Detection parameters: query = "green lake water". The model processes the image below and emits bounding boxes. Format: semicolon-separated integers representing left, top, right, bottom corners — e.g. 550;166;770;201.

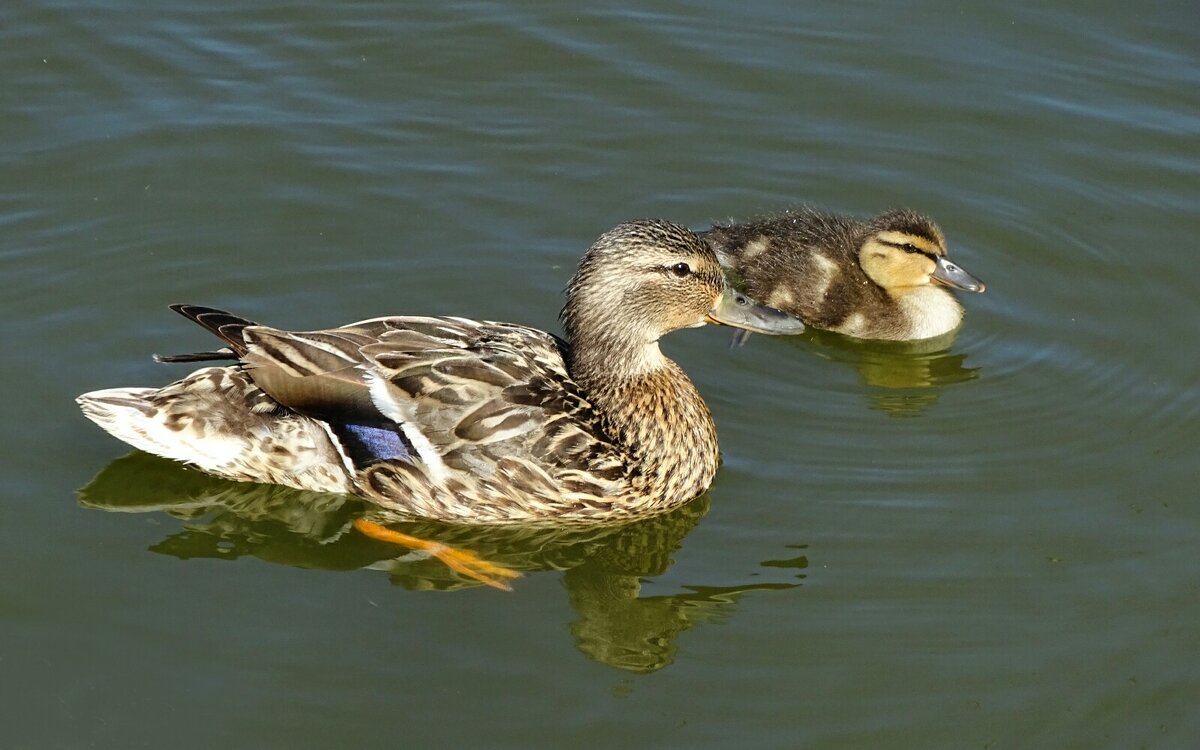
2;2;1197;748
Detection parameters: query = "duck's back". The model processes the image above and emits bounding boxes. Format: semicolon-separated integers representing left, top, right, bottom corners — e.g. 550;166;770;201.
78;312;641;522
236;316;643;520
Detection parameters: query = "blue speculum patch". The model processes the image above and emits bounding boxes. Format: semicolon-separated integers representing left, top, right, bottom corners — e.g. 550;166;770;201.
336;423;412;465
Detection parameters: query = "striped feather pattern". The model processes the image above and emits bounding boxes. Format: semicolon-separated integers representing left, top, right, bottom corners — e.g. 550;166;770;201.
78;219;766;524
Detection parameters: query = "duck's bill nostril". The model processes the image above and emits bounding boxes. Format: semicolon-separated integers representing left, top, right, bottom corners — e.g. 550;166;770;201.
932;256;986;293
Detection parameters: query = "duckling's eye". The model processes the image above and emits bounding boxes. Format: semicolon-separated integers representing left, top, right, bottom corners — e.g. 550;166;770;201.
901;243;921;254
668;262;691;278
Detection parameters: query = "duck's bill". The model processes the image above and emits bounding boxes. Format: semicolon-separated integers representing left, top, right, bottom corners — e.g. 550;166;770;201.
705;290;806;336
933;257;986;293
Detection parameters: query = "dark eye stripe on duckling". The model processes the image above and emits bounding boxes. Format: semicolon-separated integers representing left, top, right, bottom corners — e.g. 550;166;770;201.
876;238;938;261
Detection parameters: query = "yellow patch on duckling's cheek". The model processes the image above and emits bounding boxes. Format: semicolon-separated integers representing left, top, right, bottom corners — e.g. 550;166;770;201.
912;257;937;286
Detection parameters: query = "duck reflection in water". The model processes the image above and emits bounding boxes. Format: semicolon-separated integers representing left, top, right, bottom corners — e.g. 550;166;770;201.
787;327;981;417
79;453;802;673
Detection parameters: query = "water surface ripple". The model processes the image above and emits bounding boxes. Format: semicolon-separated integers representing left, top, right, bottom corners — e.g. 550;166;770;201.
2;1;1197;748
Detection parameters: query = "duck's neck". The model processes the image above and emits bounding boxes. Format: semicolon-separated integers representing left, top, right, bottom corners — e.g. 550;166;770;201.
568;336;719;506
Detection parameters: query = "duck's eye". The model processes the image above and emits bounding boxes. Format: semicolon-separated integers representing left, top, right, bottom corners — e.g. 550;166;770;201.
901;243;921;254
668;262;691;278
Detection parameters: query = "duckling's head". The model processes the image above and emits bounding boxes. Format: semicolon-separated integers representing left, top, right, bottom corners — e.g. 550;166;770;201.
561;220;803;374
857;210;985;294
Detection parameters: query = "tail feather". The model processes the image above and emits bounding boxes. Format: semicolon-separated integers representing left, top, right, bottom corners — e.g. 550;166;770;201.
153;348;238;364
78;386;241;467
168;304;258;357
77;367;355;494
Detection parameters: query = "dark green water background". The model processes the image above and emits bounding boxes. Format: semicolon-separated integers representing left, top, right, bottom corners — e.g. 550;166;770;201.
3;2;1197;748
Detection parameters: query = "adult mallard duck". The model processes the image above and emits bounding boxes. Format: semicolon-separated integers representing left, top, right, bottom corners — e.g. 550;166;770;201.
701;208;985;341
78;220;803;586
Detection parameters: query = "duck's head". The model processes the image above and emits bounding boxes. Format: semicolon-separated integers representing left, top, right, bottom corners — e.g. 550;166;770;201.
561;220;804;371
857;210;985;294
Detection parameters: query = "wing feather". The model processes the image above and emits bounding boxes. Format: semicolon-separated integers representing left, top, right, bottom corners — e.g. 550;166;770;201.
227;316;627;500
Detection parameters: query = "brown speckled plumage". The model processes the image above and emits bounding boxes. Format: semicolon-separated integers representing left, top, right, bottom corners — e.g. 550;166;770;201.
78;220;791;524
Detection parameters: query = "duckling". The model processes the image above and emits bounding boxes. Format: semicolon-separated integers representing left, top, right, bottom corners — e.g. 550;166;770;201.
77;220;804;528
701;208;985;341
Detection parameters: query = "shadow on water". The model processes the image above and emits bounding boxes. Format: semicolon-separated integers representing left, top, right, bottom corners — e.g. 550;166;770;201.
79;452;802;673
791;328;980;416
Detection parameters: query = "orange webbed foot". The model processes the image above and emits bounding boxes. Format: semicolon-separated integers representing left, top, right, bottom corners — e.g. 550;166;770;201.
353;519;521;591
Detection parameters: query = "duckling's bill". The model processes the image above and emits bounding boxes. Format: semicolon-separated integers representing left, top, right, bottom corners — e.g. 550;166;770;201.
933;257;986;293
705;289;806;336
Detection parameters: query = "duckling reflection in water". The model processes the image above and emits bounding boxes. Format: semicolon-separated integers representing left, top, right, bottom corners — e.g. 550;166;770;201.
76;220;803;589
701;208;985;341
796;328;981;417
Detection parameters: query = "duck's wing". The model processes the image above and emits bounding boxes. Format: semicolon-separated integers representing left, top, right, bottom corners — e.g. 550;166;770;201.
241;316;629;496
236;317;413;423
